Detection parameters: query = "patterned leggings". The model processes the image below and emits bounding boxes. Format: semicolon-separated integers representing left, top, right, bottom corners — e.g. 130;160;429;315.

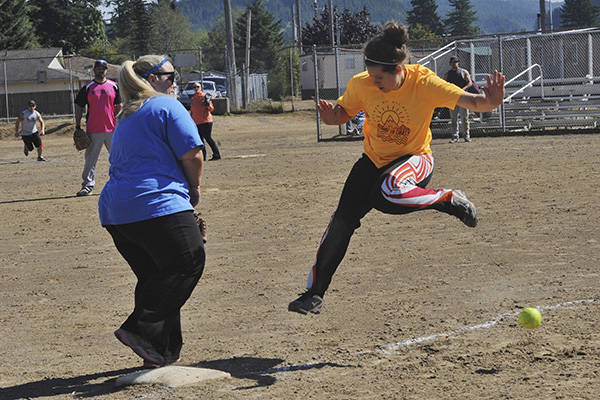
305;153;454;296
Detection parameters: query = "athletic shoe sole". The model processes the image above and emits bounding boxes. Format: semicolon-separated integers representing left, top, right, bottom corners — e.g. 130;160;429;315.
114;328;164;365
451;190;478;227
288;294;323;315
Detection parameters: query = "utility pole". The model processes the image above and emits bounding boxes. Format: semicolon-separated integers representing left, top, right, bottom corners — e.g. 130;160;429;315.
244;10;251;108
224;0;238;110
328;0;334;48
548;0;553;31
295;0;302;53
539;0;546;32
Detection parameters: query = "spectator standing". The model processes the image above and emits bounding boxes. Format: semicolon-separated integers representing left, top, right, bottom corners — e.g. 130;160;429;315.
99;55;205;368
15;100;46;161
74;59;122;196
444;57;473;143
190;83;221;161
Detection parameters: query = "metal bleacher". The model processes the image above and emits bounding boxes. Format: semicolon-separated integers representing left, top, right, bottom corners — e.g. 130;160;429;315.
418;29;600;138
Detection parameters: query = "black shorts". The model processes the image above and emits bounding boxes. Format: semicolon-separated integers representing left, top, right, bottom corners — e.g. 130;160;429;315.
22;133;42;150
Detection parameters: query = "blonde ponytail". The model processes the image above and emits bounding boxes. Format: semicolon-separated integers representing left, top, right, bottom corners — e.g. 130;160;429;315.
117;55;169;121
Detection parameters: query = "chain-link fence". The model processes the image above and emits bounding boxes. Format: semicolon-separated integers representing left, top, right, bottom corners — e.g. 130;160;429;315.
296;28;600;141
0;47;272;121
419;28;600;97
0;50;88;121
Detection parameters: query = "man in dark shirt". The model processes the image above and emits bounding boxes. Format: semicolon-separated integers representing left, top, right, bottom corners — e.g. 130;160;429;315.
444;57;472;143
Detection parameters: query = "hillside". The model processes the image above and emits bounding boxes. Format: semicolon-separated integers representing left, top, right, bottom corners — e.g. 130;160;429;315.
177;0;564;37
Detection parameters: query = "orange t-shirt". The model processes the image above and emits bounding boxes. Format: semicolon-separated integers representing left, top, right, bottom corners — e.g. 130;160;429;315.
337;64;463;168
190;92;214;124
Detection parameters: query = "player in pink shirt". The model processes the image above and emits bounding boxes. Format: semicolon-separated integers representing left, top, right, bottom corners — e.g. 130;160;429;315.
74;59;122;197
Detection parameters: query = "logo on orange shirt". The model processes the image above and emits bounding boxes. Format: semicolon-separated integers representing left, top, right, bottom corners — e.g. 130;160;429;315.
373;102;411;145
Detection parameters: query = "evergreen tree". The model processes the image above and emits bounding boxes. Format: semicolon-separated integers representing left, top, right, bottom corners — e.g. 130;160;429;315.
0;0;38;49
148;0;195;54
445;0;479;37
29;0;106;53
106;0;151;56
560;0;600;28
302;6;379;46
234;0;284;74
407;0;443;36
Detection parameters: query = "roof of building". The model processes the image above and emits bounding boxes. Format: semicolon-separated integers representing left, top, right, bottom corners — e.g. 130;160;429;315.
68;56;120;81
0;48;103;82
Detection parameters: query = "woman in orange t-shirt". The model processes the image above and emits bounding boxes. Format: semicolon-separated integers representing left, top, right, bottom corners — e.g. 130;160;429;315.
288;22;505;315
190;83;221;160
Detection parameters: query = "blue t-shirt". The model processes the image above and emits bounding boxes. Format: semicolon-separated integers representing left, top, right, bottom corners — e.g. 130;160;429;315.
98;96;204;225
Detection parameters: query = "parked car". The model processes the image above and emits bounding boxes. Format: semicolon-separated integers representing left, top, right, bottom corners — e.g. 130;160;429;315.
473;73;489;90
178;80;220;109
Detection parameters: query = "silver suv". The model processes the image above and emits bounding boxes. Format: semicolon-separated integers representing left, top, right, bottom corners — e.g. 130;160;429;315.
179;80;220;109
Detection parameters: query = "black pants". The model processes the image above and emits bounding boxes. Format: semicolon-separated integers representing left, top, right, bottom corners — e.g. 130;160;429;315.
197;122;220;160
105;211;205;364
309;154;440;297
22;132;42;150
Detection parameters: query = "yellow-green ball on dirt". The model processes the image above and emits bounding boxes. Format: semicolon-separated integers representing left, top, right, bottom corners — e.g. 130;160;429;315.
519;307;542;329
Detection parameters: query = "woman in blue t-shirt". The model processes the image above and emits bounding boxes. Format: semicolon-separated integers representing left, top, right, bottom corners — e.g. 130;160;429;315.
99;55;205;368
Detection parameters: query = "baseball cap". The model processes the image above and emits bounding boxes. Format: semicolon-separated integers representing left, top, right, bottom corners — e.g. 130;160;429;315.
28;100;36;106
449;56;459;63
94;59;108;69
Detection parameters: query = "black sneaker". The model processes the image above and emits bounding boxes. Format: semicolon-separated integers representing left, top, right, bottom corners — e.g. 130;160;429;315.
451;190;478;227
114;328;165;365
288;291;323;315
449;137;458;143
24;144;29;156
76;187;92;197
464;137;472;143
37;156;46;161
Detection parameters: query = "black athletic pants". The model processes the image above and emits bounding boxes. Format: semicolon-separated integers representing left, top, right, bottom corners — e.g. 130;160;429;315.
309;154;435;297
197;122;220;160
105;210;205;364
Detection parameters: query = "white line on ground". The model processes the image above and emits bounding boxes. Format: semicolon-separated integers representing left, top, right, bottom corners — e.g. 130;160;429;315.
375;299;597;355
247;299;598;377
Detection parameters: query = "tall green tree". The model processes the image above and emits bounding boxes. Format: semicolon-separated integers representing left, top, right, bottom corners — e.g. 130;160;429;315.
234;0;283;74
0;0;38;49
407;0;443;36
445;0;479;37
29;0;106;53
106;0;151;56
199;11;237;73
560;0;600;28
148;0;195;54
302;6;379;46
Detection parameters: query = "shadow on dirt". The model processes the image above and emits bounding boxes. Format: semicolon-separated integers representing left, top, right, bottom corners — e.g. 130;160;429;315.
0;194;97;205
0;367;142;399
195;356;356;390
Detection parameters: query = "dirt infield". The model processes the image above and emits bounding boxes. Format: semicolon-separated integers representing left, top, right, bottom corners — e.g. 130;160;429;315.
1;113;599;399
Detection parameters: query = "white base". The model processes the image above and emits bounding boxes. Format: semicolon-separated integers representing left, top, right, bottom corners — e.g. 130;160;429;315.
115;366;230;388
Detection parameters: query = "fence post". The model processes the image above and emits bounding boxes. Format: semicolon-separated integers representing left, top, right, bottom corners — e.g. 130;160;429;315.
334;45;342;136
68;56;76;123
588;33;594;83
313;45;321;142
527;38;532;81
3;57;9;122
289;47;295;112
498;36;506;132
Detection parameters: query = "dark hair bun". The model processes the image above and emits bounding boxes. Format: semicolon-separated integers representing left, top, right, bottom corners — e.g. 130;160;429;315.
381;22;409;48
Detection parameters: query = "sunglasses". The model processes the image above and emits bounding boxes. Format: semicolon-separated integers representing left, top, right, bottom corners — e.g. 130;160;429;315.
154;70;179;83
